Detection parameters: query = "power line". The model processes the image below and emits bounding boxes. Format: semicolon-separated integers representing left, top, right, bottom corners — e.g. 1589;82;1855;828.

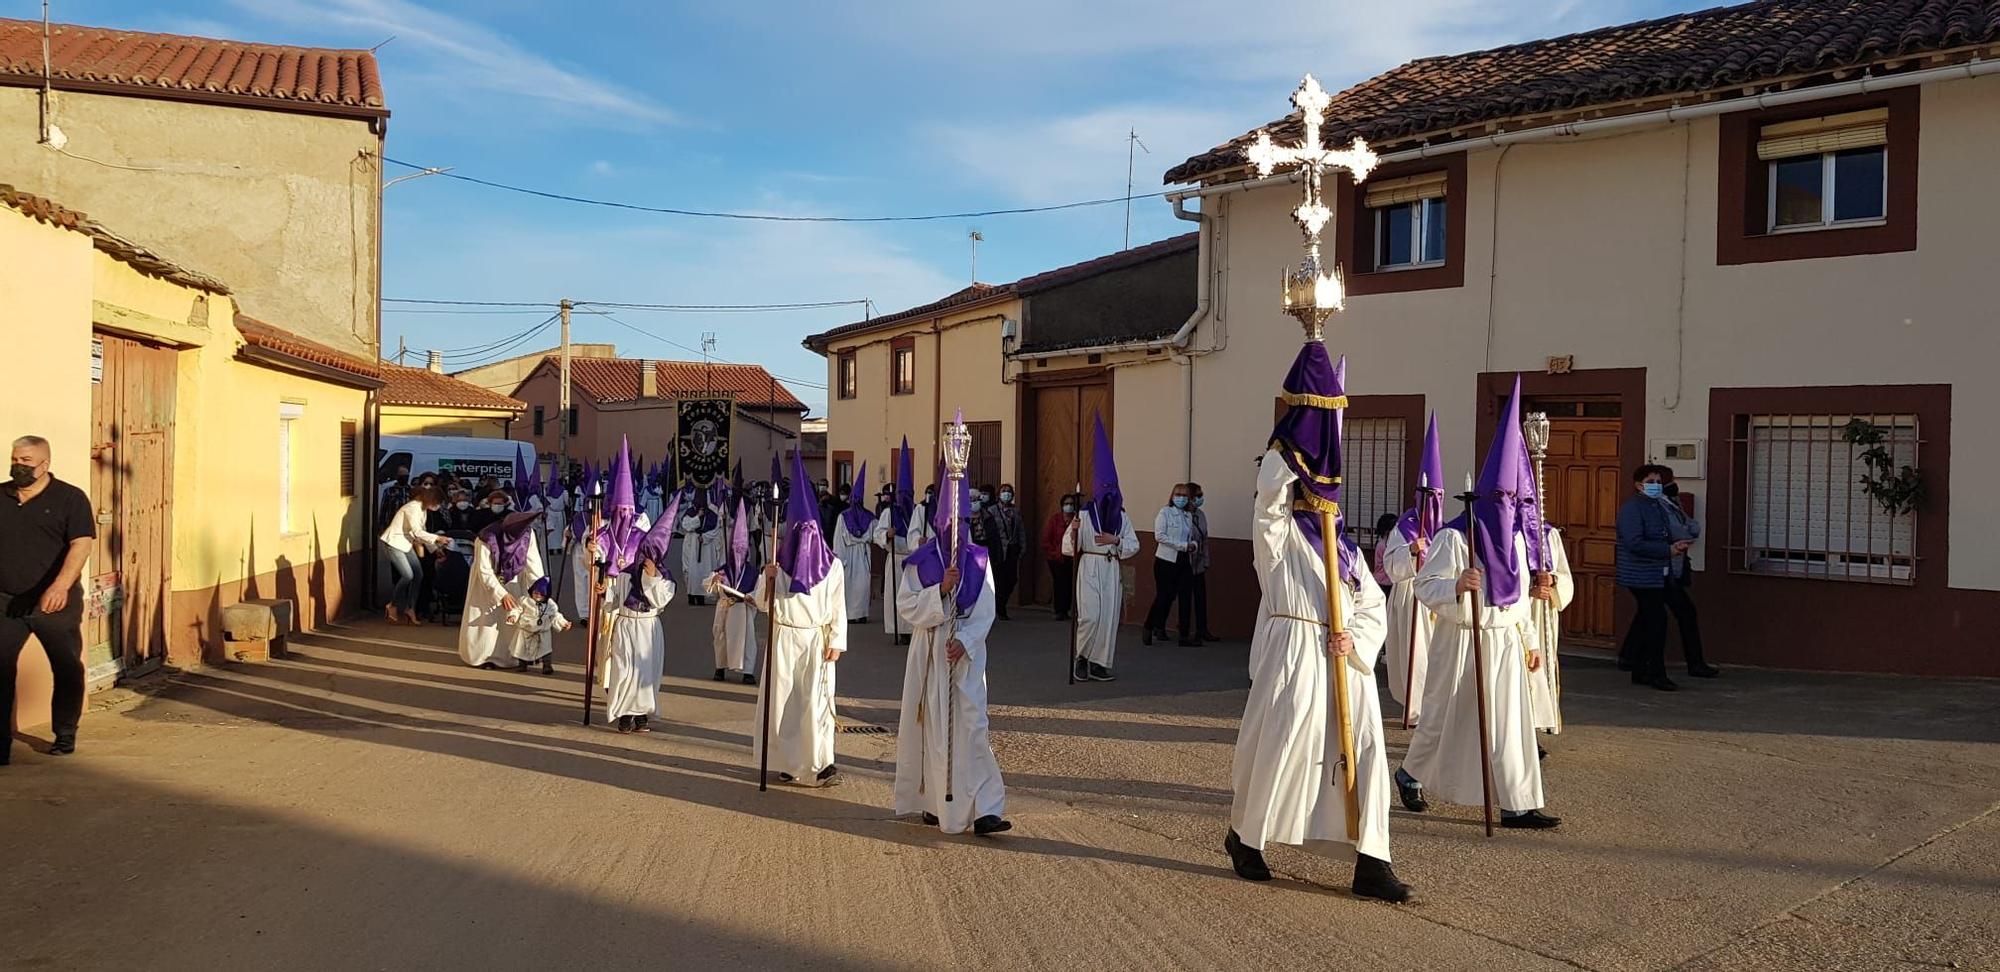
575;299;869;313
442;317;560;368
383;155;1174;223
424;313;561;358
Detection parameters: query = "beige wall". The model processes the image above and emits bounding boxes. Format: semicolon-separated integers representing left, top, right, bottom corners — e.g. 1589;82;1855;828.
0;87;382;357
820;300;1022;488
381;408;514;439
1189;73;2000;592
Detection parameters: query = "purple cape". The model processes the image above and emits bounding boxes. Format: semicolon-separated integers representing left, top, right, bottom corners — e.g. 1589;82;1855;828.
1269;342;1358;582
906;474;986;614
779;450;835;593
1087;412;1123;536
479;511;542;584
841;461;875;537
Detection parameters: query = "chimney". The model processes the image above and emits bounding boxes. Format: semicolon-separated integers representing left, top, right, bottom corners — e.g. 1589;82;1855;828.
425;350;444;373
639;359;658;398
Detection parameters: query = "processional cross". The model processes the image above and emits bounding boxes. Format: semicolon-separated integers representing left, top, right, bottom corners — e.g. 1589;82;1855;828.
1245;74;1380;341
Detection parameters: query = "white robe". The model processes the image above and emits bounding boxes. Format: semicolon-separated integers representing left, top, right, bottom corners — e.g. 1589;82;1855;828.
1229;450;1392;861
540;494;569;554
1524;529;1576;733
1401;529;1545;812
704;573;761;674
598;569;675;720
749;565;847;781
457;540;545;668
507;596;571;662
681;508;722;596
870;509;932;637
894;560;1006;833
1382;530;1437;725
834;517;875;621
1061;508;1139;667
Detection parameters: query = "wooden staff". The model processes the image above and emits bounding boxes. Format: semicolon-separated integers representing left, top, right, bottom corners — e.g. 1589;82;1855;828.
758;490;779;792
579;493;603;727
1318;510;1360;839
1456;486;1497;838
1067;482;1082;685
1402;509;1427;731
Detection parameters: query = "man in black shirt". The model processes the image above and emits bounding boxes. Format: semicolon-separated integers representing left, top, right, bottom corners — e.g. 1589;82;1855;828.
2;435;96;765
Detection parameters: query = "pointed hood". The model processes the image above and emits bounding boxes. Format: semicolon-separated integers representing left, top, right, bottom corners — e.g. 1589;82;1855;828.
602;437;639;574
1087;412;1123;535
779;449;835;593
512;444;532;507
544;459;564;500
724;497;755;588
891;437;916;537
929;462;973;541
1398;412;1447;544
1446;376;1530;606
1269;341;1361;584
520;449;544;509
907;469;988;615
479;510;542;584
1517;417;1549;573
842;461;875;537
633;487;681;574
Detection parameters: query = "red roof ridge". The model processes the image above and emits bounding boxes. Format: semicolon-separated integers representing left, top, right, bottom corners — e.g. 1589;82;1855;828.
235;313;382;382
379;362;525;412
527;355;807;410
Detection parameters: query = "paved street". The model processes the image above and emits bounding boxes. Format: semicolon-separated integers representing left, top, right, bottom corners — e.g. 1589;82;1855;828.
5;601;1997;972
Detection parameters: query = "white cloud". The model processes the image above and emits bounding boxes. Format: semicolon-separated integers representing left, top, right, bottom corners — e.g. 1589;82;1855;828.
232;0;677;127
925;104;1245;205
589;160;616;176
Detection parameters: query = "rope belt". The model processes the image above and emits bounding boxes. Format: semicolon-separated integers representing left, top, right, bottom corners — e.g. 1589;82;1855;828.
613;607;663;621
1269;612;1328;628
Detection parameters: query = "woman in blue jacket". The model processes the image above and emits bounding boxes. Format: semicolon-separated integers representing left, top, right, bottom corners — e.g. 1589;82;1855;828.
1616;465;1691;691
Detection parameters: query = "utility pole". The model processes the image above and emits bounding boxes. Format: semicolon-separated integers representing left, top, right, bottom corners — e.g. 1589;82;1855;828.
558;298;573;476
968;230;983;283
395;335;407;366
1125;128;1149;251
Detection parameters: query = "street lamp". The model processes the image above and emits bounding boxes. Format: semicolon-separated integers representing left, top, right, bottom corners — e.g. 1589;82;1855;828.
1246;75;1378;342
383;165;453;190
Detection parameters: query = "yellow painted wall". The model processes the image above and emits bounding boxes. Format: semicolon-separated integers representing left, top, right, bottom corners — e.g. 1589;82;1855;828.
381;408;513;439
820;298;1022;487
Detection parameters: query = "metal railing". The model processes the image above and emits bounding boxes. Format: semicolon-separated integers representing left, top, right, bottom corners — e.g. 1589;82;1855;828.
1726;412;1919;585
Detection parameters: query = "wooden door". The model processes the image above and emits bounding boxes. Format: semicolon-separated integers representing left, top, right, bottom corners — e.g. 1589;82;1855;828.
1021;381;1109;603
88;334;176;676
1538;417;1622;641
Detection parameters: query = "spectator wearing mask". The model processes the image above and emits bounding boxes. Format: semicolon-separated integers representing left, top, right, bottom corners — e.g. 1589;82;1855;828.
1615;465;1692;691
1653;472;1718;679
978;483;1026;620
1372;513;1401;588
465;490;508;534
1144;483;1200;647
1043;493;1079;620
1185;483;1216;642
443;489;478;532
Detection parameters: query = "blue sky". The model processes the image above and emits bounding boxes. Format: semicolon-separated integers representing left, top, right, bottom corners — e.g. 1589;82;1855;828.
49;0;1702;413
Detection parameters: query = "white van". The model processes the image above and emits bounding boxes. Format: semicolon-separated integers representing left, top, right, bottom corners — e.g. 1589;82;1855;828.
376;434;537;488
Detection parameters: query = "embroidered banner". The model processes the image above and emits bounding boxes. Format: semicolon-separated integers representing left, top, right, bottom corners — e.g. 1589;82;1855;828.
676;398;734;486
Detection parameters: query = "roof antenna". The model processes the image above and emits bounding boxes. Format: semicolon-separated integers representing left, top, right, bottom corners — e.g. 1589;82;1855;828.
1124;128;1150;250
371;35;397;52
968;230;984;283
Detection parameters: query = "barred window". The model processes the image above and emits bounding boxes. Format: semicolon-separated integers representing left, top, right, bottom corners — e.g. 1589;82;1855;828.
1740;413;1916;583
1343;417;1407;550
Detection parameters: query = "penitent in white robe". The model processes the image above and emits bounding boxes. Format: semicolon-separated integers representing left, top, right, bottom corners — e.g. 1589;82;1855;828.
457;539;545;668
598;569;675;721
1523;528;1576;734
1061;508;1139;668
749;566;847;781
870;509;932;638
894;560;1006;833
1381;530;1437;725
1229;450;1393;861
834;518;874;621
541;494;569;557
681;509;722;598
1402;529;1545;813
507;597;570;663
704;575;761;675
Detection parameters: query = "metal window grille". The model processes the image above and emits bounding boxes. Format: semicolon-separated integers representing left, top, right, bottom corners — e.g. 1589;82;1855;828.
1734;412;1917;583
1343;417;1407;549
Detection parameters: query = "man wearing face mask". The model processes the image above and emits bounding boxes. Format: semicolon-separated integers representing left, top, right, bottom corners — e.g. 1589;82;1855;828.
1043;493;1079;620
1616;465;1692;691
978;483;1025;620
2;436;96;764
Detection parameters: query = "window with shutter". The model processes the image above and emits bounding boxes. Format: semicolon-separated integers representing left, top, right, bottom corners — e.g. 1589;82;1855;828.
1741;413;1915;582
339;420;358;497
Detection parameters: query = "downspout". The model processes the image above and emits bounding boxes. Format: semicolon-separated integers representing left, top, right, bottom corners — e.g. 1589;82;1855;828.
1171;190;1215;481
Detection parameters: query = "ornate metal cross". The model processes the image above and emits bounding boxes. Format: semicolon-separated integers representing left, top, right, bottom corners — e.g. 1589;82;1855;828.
1246;74;1380;340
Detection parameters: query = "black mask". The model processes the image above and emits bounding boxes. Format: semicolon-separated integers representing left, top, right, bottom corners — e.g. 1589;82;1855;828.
9;463;37;487
1663;482;1681;499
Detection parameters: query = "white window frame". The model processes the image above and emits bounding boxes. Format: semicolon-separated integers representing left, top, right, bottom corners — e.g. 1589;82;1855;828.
1371;197;1447;271
1766;148;1888;233
279;402;305;534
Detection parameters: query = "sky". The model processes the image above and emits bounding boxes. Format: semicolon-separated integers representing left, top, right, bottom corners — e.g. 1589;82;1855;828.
44;0;1705;414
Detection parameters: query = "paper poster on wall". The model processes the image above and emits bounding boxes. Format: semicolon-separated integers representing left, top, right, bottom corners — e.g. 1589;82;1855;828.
91;338;104;384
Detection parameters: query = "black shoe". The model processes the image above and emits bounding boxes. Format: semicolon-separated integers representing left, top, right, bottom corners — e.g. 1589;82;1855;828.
817;764;840;783
1351;854;1412;903
741;673;757;686
478;662;498;670
922;812;939;826
973;815;1012;836
1688;663;1721;678
516;660;532;672
1142;628;1155;646
1538;744;1549;761
852;617;869;625
1396;773;1427;813
1616;658;1635;672
1073;657;1091;682
778;772;795;783
995;611;1010;621
1223;829;1272;881
1501;809;1562;830
49;737;76;756
541;659;555;675
1632;674;1680;691
1087;663;1116;682
615;716;634;734
632;715;652;733
1198;631;1219;642
713;668;727;682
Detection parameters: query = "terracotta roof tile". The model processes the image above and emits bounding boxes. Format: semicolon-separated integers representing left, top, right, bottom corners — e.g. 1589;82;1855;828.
804;233;1198;350
0;18;387;119
537;357;808;410
379;363;525;412
1168;0;2000;183
235;313;382;382
1;182;230;293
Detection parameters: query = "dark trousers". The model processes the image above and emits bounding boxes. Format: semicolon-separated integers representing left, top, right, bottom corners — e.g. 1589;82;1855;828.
992;552;1020;617
1184;571;1210;637
2;596;87;753
1145;556;1191;634
1048;559;1075;617
1622;582;1709;673
1621;586;1670;680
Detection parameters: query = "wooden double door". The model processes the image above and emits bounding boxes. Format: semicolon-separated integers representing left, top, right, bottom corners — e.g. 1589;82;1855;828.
88;333;177;677
1532;409;1623;642
1019;377;1111;604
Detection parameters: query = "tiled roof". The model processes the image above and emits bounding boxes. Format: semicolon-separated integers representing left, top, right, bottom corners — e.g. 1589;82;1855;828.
804;233;1199;350
536;357;808;410
1;182;230;293
1168;0;2000;183
380;363;524;412
0;18;386;119
235;314;382;382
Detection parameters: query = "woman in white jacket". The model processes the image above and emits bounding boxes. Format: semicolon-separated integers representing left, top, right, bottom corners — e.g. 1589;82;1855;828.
379;485;447;625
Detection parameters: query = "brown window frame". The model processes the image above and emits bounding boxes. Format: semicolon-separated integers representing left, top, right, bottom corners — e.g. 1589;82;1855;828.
890;336;917;396
836;351;858;400
1716;88;1918;266
532;405;545;436
1334;153;1466;297
339;420;358;497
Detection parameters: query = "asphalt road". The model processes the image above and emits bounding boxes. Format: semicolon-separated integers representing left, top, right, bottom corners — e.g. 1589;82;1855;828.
4;595;1996;971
